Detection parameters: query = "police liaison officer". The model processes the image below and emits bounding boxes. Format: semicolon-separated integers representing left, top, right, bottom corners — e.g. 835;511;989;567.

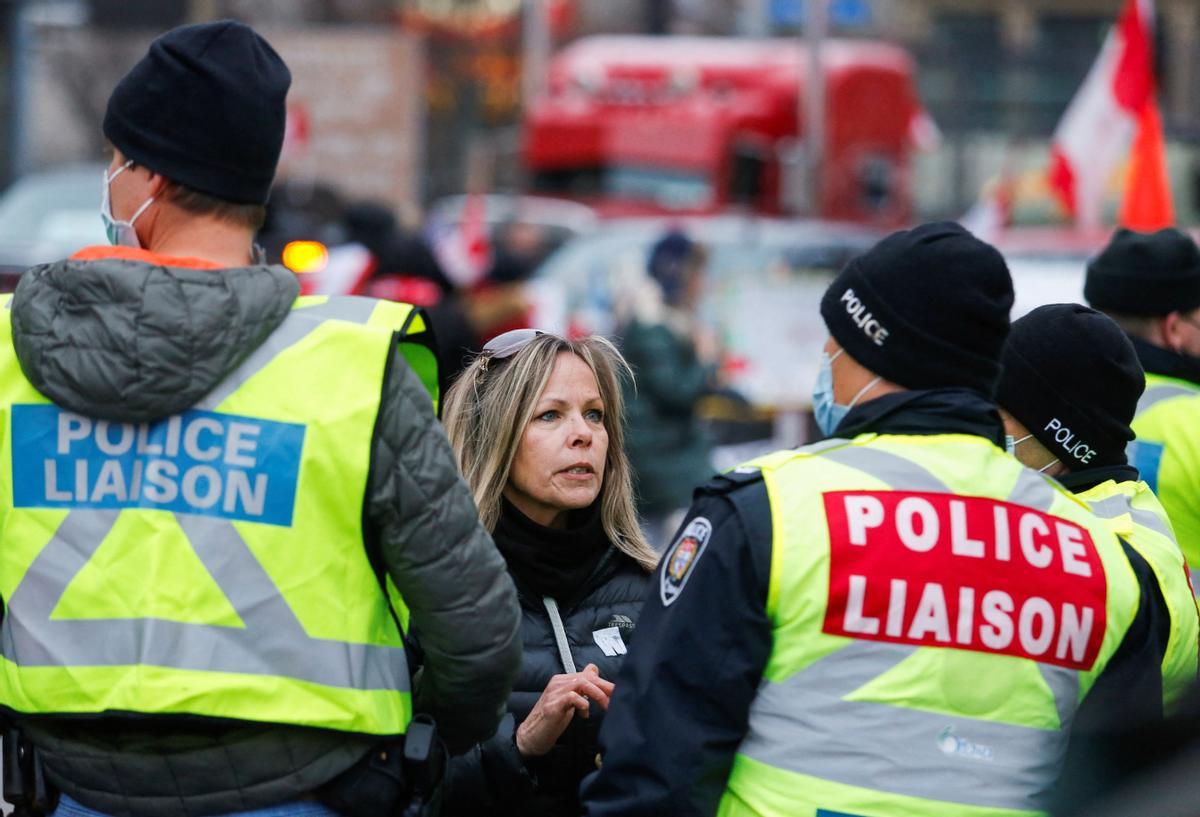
992;303;1197;815
582;223;1168;817
996;304;1195;703
0;22;521;817
1085;228;1200;584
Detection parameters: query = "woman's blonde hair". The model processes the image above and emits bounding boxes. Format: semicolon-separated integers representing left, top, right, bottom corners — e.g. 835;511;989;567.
443;333;658;571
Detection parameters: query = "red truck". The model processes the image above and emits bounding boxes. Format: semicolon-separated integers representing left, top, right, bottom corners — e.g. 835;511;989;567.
522;35;928;226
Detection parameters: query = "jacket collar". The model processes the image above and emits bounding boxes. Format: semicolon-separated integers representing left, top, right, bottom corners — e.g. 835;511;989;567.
12;251;298;422
1057;463;1141;494
1130;335;1200;388
831;388;1006;447
70;244;226;270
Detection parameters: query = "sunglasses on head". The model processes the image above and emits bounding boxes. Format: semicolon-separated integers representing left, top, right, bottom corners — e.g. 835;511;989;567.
481;328;547;361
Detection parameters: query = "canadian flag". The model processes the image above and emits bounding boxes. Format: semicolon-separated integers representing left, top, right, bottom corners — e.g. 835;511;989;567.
1048;0;1156;228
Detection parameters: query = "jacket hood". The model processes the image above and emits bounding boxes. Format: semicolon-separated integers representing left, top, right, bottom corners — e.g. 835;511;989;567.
11;255;299;422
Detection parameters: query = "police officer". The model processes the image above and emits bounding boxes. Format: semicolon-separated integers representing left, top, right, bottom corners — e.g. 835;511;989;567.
992;303;1197;815
0;21;520;817
996;303;1196;704
582;223;1166;817
1085;228;1200;583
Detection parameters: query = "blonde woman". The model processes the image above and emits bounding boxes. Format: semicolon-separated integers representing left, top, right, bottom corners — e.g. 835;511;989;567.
440;329;657;817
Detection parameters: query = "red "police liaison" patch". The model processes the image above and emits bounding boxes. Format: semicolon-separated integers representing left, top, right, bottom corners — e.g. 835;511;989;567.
822;491;1108;671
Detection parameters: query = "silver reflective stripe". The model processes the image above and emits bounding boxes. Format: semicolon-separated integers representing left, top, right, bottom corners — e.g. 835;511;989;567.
1138;383;1198;414
1;305;409;693
739;642;1071;811
796;439;1067;515
1036;661;1081;734
543;597;577;674
200;299;377;409
1087;492;1176;542
2;512;409;690
1005;466;1062;513
812;445;953;493
293;296;380;324
799;438;851;456
816;442;1061;515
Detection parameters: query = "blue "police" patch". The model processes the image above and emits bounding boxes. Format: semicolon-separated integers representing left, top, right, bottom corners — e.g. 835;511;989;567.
12;405;304;526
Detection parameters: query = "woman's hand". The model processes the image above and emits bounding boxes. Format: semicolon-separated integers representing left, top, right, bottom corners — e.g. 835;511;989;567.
516;663;615;758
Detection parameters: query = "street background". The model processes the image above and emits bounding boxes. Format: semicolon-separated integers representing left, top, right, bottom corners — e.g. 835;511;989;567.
0;0;1187;554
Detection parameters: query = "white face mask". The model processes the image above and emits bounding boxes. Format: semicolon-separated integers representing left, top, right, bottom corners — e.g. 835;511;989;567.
100;161;155;248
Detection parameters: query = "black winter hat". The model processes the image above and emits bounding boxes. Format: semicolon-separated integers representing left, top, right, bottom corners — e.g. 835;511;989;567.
820;221;1014;395
1084;228;1200;316
103;20;291;206
996;304;1144;469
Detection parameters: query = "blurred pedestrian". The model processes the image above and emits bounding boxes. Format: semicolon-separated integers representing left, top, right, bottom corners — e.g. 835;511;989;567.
344;200;479;387
489;220;552;285
441;330;658;817
461;221;549;348
583;223;1166;817
618;230;717;546
0;21;520;817
1085;228;1200;582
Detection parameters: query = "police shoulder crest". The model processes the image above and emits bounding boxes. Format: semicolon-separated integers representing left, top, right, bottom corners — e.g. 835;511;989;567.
660;516;712;607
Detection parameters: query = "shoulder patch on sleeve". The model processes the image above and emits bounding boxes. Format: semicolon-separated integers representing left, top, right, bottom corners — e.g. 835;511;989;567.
660;516;713;607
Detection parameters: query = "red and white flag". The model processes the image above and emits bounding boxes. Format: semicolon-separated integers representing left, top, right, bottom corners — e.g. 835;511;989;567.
1047;0;1155;228
432;192;493;288
1119;84;1174;230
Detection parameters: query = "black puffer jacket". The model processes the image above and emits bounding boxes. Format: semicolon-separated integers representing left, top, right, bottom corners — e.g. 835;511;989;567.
441;503;650;817
8;249;522;817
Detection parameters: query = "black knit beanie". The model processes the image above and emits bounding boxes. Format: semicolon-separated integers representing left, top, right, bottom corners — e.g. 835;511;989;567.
1084;228;1200;316
996;304;1144;469
103;20;291;205
819;222;1014;395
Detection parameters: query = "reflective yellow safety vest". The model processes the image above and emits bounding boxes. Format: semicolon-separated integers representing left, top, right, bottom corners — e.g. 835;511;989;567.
1128;373;1200;584
0;294;418;736
1077;478;1199;709
295;294;440;413
717;433;1141;817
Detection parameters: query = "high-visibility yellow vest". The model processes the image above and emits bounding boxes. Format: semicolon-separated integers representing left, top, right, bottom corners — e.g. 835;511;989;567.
294;294;440;413
717;433;1141;817
1077;478;1199;709
1129;373;1200;583
0;295;416;736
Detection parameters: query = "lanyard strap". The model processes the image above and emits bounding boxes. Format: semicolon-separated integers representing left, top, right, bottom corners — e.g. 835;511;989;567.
542;596;577;674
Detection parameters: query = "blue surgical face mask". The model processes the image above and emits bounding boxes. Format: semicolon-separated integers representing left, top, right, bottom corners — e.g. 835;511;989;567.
101;161;155;248
812;348;880;437
1003;429;1032;455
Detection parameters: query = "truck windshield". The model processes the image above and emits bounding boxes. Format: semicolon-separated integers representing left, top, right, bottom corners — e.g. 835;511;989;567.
532;165;713;211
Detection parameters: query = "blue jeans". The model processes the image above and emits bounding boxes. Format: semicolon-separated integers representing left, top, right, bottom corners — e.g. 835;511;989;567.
53;794;342;817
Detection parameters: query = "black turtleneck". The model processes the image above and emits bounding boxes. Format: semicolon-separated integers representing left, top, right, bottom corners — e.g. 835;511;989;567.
832;387;1007;446
492;497;611;601
1130;336;1200;387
